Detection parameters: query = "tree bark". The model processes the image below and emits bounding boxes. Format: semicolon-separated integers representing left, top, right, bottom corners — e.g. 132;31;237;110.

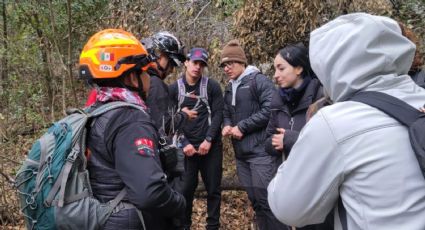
33;13;54;121
66;0;77;107
194;175;243;197
1;0;8;110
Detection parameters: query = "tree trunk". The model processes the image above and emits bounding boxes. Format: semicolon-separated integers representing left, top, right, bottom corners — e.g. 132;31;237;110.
66;0;77;107
195;175;243;197
33;13;54;121
1;0;8;111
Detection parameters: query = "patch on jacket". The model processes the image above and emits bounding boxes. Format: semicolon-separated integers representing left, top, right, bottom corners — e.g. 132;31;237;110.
134;138;155;157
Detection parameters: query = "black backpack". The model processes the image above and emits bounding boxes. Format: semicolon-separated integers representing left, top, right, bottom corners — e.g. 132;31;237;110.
350;91;425;178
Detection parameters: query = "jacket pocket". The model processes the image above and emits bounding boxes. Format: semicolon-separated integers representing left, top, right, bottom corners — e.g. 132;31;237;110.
233;130;266;158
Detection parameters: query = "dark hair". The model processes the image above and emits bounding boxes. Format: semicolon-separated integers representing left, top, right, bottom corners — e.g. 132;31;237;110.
277;42;315;78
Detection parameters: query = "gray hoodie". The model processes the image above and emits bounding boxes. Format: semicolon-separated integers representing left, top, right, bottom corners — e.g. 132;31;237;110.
268;13;425;230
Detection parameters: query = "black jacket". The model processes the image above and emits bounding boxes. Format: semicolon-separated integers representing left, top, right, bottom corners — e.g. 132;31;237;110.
410;69;425;89
265;78;322;157
146;73;186;135
223;69;274;159
169;75;224;147
87;103;186;230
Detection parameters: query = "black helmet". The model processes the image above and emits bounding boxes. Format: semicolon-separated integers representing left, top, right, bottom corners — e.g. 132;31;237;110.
141;31;186;67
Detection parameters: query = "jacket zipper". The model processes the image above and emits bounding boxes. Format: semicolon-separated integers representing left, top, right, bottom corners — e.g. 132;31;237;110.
289;117;294;130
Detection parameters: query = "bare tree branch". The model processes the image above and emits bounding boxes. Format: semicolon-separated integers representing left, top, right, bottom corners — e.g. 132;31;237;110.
186;0;211;28
0;168;15;184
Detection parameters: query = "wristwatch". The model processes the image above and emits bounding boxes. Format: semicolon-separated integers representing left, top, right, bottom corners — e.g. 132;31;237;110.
205;136;212;143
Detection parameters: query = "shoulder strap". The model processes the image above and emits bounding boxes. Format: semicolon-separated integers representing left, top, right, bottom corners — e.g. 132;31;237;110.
177;78;186;111
350;91;420;126
199;76;211;125
199;76;209;100
89;101;146;118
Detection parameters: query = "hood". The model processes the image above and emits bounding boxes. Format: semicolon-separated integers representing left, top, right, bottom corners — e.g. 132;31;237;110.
241;65;260;78
230;65;260;84
309;13;416;102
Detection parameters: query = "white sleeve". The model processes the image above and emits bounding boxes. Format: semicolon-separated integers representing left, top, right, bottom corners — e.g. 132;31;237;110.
267;110;344;227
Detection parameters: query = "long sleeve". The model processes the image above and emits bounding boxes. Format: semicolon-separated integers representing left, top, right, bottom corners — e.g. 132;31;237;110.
267;110;343;227
282;130;300;157
112;121;186;217
265;109;282;156
205;80;224;141
223;85;232;127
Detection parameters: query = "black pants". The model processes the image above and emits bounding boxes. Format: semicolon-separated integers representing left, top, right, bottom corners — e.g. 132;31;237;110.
175;142;223;230
236;155;290;230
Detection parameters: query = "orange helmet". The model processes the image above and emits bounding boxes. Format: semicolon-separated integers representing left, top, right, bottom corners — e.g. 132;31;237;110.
79;29;151;81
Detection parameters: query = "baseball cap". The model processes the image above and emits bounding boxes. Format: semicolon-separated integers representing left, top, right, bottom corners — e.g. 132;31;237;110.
187;48;209;65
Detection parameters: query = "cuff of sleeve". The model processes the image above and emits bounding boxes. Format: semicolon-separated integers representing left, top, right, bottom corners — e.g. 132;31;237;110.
283;130;299;155
205;136;213;142
223;120;232;127
265;137;281;156
181;138;190;148
237;122;246;134
179;111;188;120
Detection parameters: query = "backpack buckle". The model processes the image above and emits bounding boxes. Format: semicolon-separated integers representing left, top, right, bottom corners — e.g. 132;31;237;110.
66;148;79;163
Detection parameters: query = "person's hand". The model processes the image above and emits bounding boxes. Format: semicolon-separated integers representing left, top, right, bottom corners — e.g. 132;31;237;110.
181;107;198;120
183;144;197;157
222;125;232;136
420;105;425;113
198;140;211;155
231;126;243;140
272;128;285;151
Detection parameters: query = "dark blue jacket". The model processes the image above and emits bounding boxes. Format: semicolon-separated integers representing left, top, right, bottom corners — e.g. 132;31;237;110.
223;69;274;159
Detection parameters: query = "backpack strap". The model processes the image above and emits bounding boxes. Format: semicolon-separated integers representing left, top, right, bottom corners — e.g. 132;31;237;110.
34;133;56;193
89;101;147;118
199;76;209;101
350;91;421;126
199;76;211;125
177;78;186;112
108;188;146;230
177;76;212;125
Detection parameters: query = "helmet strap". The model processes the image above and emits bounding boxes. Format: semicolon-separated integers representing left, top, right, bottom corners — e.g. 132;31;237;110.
117;69;147;101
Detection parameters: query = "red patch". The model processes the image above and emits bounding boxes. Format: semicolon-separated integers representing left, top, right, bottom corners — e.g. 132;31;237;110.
194;50;203;58
134;138;155;157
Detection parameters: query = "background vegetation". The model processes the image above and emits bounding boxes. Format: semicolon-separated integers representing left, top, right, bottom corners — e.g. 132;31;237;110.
1;0;424;228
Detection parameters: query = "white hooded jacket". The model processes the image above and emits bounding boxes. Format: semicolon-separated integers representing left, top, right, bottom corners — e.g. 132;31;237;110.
268;13;425;230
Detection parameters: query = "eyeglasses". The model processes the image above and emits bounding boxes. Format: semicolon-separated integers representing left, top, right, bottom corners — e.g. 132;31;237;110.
220;61;236;69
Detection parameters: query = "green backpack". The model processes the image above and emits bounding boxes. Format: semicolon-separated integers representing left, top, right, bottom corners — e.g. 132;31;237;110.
15;101;146;230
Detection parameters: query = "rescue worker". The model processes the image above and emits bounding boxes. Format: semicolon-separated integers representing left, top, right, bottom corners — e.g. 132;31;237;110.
142;32;198;132
80;29;186;230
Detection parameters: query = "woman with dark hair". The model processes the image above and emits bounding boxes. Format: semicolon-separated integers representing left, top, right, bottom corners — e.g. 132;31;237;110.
265;43;332;229
265;43;322;158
